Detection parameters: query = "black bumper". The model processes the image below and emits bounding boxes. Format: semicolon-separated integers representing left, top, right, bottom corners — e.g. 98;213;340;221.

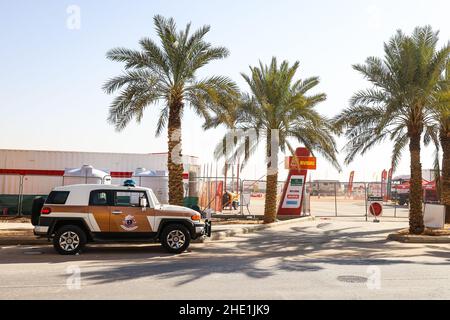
193;220;212;239
204;220;212;237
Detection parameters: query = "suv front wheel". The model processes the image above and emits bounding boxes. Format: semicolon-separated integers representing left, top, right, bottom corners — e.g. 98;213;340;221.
53;225;87;255
161;224;191;254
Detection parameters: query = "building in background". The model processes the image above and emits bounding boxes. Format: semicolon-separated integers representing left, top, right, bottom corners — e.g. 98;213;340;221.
310;180;344;196
0;149;201;215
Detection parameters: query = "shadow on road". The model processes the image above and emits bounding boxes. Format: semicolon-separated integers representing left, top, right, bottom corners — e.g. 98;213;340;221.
1;221;449;287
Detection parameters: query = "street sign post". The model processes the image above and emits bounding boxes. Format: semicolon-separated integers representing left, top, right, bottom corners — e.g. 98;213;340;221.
368;196;383;223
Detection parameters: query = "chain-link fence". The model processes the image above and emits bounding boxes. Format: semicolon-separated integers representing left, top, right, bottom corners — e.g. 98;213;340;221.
0;172;433;218
186;176;242;213
0;174;106;216
241;179;285;216
0;174;21;216
0;173;240;216
307;181;410;219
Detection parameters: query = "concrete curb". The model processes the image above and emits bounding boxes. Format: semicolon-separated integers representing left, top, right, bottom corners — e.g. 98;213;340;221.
387;233;450;244
195;216;315;243
0;216;315;246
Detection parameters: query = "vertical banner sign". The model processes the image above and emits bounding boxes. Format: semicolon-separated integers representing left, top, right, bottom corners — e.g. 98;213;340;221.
281;175;304;208
386;168;393;200
214;181;223;212
278;147;313;217
381;169;387;201
348;171;355;197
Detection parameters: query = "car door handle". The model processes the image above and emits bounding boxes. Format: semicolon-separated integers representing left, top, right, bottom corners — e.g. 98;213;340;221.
112;210;123;215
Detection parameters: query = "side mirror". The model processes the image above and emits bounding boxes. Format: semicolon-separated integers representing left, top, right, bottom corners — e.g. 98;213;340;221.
140;198;147;211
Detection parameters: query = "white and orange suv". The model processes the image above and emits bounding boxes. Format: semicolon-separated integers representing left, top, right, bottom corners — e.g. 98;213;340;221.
32;184;211;255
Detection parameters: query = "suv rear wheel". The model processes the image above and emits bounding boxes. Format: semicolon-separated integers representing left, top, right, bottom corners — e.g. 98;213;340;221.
161;224;191;254
53;225;87;255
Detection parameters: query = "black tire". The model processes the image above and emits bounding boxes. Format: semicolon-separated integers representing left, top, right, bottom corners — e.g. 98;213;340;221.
160;224;191;254
53;225;87;255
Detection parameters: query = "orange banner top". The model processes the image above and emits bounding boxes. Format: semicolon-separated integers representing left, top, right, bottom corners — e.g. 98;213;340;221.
285;156;317;170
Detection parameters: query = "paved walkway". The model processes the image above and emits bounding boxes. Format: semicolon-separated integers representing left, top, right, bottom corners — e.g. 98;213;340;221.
0;222;33;230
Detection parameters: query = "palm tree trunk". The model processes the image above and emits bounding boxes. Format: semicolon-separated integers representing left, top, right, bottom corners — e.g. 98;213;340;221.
408;132;425;234
441;129;450;223
167;101;185;206
264;131;278;223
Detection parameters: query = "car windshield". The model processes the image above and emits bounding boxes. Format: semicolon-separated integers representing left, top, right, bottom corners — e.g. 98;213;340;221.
148;189;160;207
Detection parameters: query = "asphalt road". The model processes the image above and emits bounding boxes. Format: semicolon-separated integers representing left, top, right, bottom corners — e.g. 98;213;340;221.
0;218;449;300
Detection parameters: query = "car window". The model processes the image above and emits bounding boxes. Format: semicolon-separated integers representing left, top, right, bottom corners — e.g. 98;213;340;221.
114;191;149;207
89;190;112;206
46;191;70;204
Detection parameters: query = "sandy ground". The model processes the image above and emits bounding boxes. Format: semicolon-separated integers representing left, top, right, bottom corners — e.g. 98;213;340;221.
226;196;410;218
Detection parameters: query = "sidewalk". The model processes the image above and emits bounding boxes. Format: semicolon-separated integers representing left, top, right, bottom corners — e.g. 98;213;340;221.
0;217;314;246
0;222;34;231
0;222;38;245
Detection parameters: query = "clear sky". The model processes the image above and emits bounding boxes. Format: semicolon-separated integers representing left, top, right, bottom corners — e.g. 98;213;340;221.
0;0;449;182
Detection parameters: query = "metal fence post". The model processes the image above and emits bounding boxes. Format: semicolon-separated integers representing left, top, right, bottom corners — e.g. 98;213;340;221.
334;182;338;217
18;175;24;217
394;198;397;218
364;183;368;221
240;179;244;215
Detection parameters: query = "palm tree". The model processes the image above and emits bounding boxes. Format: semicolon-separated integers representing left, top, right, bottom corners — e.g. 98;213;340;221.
209;58;340;223
430;63;450;222
103;15;238;205
438;94;450;223
334;26;449;234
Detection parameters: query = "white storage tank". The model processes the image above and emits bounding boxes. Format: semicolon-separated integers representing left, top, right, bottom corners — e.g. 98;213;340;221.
133;168;169;204
63;165;112;186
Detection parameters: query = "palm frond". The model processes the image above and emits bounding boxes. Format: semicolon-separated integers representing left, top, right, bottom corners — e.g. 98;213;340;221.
106;48;150;69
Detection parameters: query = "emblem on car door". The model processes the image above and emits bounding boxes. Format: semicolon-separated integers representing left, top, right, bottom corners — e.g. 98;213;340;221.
120;215;138;231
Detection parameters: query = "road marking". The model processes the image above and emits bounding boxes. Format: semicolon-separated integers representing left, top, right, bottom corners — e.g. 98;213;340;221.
23;251;44;255
383;277;450;281
0;284;74;288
